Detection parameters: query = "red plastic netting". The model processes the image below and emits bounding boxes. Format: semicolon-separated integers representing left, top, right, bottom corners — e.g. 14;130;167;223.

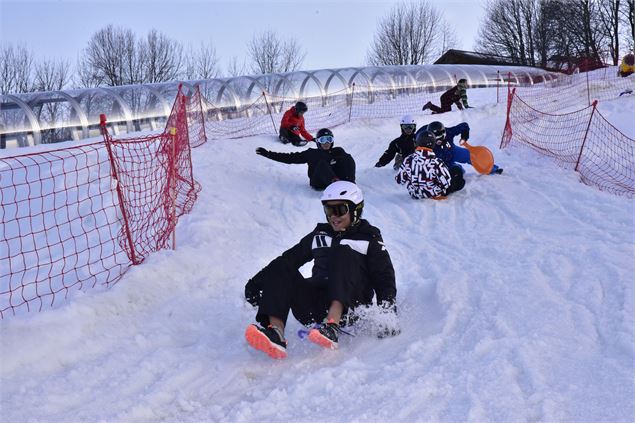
501;89;635;197
508;67;634;113
0;85;204;318
0;142;131;316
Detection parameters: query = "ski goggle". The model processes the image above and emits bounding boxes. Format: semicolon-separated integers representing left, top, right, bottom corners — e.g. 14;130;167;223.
323;202;349;217
401;124;416;132
316;135;334;145
432;129;446;142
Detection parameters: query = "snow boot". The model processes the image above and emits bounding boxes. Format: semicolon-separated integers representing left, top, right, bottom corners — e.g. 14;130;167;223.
245;324;287;359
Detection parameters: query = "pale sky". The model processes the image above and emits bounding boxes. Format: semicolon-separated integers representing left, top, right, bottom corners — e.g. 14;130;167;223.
0;0;485;72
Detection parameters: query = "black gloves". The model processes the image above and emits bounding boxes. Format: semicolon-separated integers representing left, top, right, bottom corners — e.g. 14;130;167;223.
377;326;401;338
291;126;299;132
255;147;269;157
376;302;400;338
461;129;470;140
374;162;383;168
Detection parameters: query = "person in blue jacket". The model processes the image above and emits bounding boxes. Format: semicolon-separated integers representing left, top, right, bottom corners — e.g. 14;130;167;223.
415;121;503;176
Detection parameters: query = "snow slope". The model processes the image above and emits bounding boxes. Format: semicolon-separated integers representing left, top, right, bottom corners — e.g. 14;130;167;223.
1;89;634;422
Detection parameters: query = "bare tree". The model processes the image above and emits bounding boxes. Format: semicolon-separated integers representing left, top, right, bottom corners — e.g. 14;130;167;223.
34;58;71;91
75;52;103;88
248;30;305;74
438;21;459;59
79;25;137;86
184;41;220;80
476;0;538;65
226;56;248;77
144;29;184;83
366;1;451;66
0;43;34;94
78;25;184;87
598;1;621;64
622;0;634;50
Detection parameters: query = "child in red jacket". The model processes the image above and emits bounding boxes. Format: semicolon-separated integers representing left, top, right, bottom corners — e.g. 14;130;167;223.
279;101;314;146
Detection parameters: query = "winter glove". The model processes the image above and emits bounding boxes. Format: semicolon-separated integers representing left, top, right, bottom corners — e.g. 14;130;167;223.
374;162;383;168
291;126;300;132
255;147;269;157
461;129;470;140
377;325;401;339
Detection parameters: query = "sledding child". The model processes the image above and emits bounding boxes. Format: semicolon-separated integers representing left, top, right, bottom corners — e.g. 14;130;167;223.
256;128;356;191
244;181;399;359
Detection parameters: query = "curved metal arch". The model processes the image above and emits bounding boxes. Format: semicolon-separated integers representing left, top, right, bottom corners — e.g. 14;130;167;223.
97;87;134;133
4;94;42;145
434;66;457;86
266;73;301;113
413;67;438;91
323;69;349;96
367;67;398;102
242;75;269;99
368;66;397;89
462;65;489;87
143;84;172;117
452;65;473;84
53;90;90;139
397;66;419;87
298;70;326;102
347;68;372;89
347;68;374;102
507;70;521;86
214;80;242;114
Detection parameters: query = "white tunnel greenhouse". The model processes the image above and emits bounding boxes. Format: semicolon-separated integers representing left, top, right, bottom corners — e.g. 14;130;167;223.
0;64;560;148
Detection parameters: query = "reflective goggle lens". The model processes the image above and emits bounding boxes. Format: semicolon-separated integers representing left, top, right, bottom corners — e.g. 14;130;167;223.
323;203;349;217
316;135;334;144
401;124;416;131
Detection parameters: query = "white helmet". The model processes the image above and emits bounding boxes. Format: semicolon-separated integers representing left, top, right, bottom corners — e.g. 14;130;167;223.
400;114;415;125
321;181;364;225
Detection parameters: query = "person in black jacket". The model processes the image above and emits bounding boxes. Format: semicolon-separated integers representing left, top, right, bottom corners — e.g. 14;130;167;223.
256;128;355;190
374;115;417;170
422;79;470;114
244;181;399;359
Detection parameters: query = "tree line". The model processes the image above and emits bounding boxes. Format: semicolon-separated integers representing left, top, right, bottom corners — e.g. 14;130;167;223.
0;26;305;95
476;0;634;70
1;0;633;95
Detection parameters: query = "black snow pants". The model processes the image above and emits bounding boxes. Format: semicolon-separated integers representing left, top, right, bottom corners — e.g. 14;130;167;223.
244;245;371;327
309;156;356;190
279;127;307;146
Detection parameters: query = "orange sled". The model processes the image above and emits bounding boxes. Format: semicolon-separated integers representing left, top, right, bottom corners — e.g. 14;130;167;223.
459;140;495;175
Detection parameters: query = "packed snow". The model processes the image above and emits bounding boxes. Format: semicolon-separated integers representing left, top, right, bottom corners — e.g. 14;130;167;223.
1;87;634;422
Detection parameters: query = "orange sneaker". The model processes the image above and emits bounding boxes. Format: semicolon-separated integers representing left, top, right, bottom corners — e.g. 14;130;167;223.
245;324;287;359
308;320;340;350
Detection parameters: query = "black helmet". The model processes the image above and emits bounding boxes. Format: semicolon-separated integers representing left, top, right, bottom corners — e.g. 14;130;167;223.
295;101;308;113
316;128;333;138
416;130;436;149
315;128;334;146
428;121;446;143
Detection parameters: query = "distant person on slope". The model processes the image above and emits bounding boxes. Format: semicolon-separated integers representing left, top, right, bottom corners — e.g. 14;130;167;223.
374;115;417;170
415;121;503;177
244;181;399;359
422;78;470;114
279;101;314;146
395;130;460;199
256;128;356;191
618;53;634;77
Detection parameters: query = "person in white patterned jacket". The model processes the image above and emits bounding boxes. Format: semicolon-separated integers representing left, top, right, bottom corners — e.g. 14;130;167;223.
395;130;464;199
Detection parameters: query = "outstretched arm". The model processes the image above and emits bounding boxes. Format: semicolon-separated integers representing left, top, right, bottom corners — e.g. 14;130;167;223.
375;140;398;167
255;147;310;164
